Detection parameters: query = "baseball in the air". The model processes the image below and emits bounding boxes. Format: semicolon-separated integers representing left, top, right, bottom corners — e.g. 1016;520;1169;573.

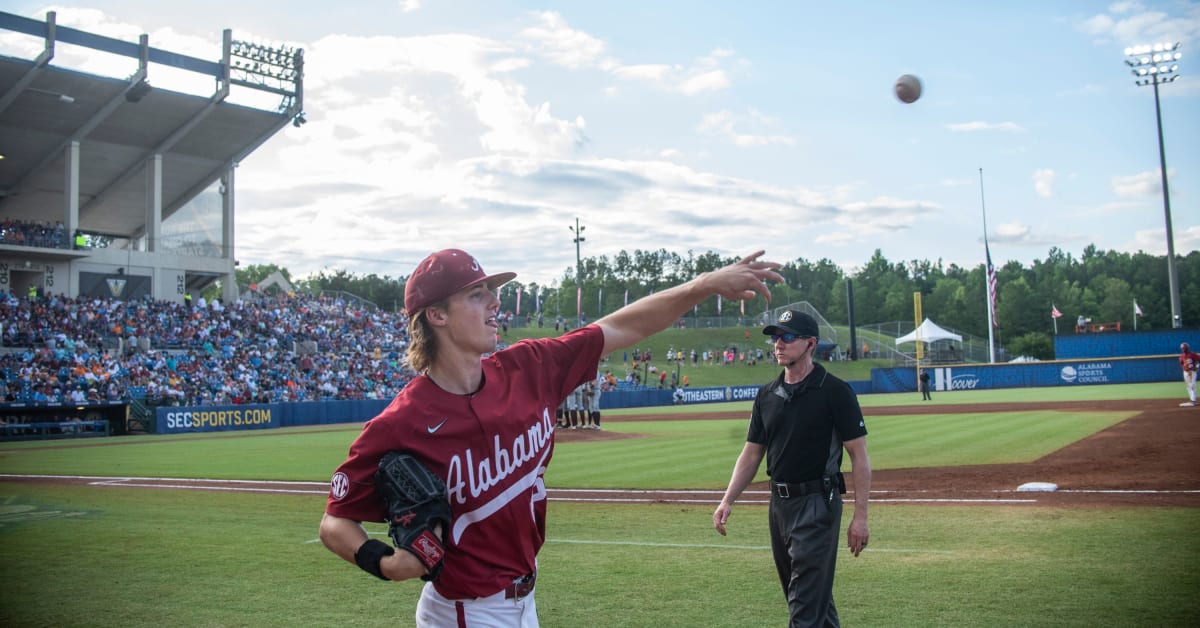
894;74;922;104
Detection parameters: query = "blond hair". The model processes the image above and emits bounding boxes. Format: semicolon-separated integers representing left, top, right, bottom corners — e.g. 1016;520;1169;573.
405;310;439;374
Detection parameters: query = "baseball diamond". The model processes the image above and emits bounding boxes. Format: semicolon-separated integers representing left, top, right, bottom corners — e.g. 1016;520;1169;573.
5;398;1196;508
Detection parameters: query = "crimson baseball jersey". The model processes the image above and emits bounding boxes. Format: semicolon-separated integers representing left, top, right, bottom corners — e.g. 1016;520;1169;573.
1182;350;1200;372
326;324;603;599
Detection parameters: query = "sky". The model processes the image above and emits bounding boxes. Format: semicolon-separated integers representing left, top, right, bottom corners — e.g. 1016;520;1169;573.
3;1;1199;288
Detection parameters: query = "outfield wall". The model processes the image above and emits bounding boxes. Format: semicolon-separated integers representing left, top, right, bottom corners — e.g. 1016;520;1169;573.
870;355;1178;394
154;399;389;434
151;354;1181;432
151;328;1195;431
1054;328;1193;359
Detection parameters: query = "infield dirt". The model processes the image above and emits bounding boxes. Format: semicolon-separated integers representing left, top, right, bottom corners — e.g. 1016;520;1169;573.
555;399;1200;507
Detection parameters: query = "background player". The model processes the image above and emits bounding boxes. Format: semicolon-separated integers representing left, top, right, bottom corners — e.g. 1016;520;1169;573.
586;374;602;429
319;248;782;627
1180;342;1199;407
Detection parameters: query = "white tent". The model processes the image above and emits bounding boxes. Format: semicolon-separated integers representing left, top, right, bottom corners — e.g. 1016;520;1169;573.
895;318;963;345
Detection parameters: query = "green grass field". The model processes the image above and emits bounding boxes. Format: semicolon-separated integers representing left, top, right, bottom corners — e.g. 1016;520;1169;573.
1;382;1197;627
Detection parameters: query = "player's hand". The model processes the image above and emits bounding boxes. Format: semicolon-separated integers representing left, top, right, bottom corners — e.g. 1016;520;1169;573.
847;516;869;557
713;503;732;536
380;524;446;580
708;251;784;303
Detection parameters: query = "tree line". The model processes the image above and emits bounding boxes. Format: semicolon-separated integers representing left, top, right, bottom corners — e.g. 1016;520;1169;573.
231;244;1198;360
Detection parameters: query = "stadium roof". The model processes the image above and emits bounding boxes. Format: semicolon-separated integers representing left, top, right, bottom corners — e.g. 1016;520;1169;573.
0;10;303;241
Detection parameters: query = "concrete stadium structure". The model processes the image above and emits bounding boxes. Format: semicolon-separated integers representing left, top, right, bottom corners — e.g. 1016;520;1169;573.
0;10;303;304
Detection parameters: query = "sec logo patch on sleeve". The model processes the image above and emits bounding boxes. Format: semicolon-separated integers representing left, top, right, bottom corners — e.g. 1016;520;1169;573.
330;472;350;500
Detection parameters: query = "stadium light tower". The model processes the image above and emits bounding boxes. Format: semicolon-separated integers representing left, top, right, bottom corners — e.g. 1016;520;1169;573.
1125;42;1183;328
570;218;586;328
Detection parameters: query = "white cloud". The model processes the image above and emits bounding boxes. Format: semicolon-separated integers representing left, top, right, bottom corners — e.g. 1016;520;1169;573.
515;13;736;95
697;110;795;147
1110;2;1145;16
612;64;672;81
946;121;1026;132
518;11;611;70
992;222;1032;242
1130;224;1200;256
678;69;730;95
1111;170;1164;197
302;32;586;159
1078;1;1200;45
399;0;422;14
827;197;942;239
1033;169;1057;198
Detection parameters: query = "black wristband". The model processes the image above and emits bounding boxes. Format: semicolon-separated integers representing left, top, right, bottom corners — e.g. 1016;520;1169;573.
354;539;395;580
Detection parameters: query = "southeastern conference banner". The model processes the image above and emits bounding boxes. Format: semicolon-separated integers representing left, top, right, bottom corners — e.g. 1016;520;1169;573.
157;404;280;434
674;385;762;404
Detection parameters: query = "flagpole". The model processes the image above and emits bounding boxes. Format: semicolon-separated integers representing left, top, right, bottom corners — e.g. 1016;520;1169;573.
980;168;995;363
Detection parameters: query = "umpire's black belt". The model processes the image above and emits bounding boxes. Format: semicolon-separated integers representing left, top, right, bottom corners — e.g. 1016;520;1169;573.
772;473;844;499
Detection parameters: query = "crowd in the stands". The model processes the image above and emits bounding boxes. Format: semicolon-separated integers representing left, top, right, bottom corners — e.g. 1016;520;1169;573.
1;218;71;249
0;290;416;407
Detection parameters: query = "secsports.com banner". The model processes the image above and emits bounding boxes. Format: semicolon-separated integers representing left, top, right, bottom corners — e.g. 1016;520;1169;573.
156;404;279;434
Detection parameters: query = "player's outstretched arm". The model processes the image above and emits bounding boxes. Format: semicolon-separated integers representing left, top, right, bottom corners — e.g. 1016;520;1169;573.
596;251;782;356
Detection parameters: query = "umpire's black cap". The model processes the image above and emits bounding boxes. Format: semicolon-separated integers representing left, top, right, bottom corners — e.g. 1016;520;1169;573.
763;310;820;339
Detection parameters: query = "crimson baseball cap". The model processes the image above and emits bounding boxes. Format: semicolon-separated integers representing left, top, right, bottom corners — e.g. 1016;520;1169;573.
403;249;516;314
763;309;820;339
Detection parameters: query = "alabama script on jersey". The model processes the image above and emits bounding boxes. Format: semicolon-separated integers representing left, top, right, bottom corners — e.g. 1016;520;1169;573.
326;325;604;599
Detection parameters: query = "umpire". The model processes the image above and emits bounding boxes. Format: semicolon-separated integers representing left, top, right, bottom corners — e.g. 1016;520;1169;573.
713;310;871;628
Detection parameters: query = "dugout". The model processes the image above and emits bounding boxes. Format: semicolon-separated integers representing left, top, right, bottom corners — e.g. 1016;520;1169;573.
0;400;128;440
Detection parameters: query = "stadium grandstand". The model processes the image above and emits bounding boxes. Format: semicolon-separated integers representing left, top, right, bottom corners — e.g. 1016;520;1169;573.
0;10;303;304
1;10;309;436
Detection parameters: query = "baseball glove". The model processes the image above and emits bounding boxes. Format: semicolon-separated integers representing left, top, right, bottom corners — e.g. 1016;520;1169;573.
375;451;451;580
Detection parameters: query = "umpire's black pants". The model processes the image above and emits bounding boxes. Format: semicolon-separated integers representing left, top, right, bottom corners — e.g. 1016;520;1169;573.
768;491;842;628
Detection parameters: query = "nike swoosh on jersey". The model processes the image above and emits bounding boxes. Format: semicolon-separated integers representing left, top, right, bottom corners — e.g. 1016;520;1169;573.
427;419;449;434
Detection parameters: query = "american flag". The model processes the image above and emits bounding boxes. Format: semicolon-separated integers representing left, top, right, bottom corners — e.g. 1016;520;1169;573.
986;243;998;328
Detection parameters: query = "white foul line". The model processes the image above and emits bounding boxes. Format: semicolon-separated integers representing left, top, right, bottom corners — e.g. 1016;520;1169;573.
548;539;956;554
3;474;1196;504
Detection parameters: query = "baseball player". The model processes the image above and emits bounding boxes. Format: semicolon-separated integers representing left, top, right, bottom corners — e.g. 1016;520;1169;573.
320;248;782;627
1180;342;1200;407
586;374;602;429
569;383;585;428
713;310;871;628
555;396;568;429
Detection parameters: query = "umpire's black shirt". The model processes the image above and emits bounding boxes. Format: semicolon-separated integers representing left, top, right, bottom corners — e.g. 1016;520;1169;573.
747;363;867;483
